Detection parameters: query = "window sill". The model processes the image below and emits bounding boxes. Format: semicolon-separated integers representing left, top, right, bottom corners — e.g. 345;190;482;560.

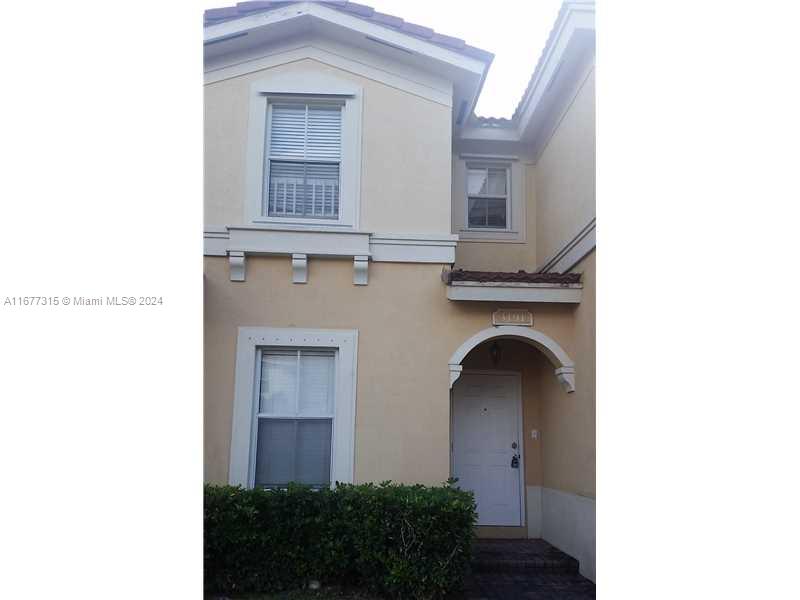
251;217;354;231
457;229;527;244
460;228;518;234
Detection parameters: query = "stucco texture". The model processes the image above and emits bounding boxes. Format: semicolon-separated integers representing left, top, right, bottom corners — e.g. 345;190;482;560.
204;58;452;234
535;69;596;265
204;255;583;488
539;251;595;498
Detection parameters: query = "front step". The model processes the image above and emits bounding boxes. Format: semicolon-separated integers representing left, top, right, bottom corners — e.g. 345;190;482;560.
470;538;579;574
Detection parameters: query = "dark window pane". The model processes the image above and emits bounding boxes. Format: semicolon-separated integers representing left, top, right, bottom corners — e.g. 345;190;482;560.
254;418;332;488
295;420;332;485
486;198;507;228
468;197;487;228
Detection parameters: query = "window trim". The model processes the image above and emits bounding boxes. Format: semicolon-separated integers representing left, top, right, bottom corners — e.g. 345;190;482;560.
452;156;527;243
245;72;363;229
250;348;337;489
230;327;358;488
264;99;344;222
465;164;511;231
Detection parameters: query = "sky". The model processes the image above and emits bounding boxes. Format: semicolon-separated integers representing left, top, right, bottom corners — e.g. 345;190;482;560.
202;0;564;118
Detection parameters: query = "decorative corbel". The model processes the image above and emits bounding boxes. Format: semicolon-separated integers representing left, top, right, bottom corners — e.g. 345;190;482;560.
554;366;576;393
229;251;246;282
292;254;307;284
353;255;369;285
448;364;463;389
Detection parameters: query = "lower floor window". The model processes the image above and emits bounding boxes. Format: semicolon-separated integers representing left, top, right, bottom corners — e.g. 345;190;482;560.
254;349;335;488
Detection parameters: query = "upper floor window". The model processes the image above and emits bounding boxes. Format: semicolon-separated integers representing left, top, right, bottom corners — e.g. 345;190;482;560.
245;73;362;229
467;165;510;229
266;103;343;220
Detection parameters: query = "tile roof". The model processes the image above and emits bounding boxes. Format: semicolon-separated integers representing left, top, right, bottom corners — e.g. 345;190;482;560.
204;1;493;62
473;116;514;128
445;269;581;285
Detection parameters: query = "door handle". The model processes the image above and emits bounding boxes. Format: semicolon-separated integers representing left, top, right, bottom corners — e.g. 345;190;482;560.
510;454;520;469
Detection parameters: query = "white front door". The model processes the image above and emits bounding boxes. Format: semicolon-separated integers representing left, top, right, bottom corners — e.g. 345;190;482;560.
452;372;523;526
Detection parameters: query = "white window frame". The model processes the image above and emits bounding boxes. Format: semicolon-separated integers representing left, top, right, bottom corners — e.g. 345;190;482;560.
230;327;358;488
245;71;363;229
452;156;527;243
465;163;512;232
264;100;344;221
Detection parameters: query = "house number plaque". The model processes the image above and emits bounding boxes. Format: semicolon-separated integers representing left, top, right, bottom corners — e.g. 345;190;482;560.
492;308;533;327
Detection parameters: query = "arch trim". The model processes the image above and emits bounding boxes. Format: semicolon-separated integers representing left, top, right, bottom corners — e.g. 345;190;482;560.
448;326;576;393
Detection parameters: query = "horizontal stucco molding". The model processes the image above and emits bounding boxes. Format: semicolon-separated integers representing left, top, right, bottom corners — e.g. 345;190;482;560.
204;226;457;281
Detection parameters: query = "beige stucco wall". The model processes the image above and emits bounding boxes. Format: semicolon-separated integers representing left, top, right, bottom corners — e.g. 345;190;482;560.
204;58;452;234
535;68;596;265
204;255;580;486
539;251;595;498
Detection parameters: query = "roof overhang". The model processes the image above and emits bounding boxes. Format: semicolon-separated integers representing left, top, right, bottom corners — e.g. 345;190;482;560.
204;1;492;130
456;1;595;159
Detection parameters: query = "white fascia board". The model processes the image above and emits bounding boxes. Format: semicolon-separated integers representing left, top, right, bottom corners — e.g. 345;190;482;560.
515;6;595;137
447;283;582;303
455;3;594;145
204;2;486;76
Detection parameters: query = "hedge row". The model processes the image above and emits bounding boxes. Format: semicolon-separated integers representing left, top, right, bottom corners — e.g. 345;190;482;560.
204;481;477;599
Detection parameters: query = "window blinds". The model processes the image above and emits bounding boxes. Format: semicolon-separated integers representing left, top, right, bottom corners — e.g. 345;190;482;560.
255;349;335;488
266;103;342;219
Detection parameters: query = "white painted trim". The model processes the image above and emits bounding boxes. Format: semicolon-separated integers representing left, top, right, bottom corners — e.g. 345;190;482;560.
228;226;371;257
452;281;582;289
526;485;543;538
229;327;358;488
353;256;369;285
516;6;595;142
244;70;362;230
204;227;230;257
452;157;526;243
447;284;582;304
291;253;308;284
203;2;487;76
205;39;453;107
538;218;596;273
229;251;246;282
370;233;457;264
448;326;575;393
459;153;519;161
206;228;458;267
452;371;526;527
456;2;594;152
541;487;596;582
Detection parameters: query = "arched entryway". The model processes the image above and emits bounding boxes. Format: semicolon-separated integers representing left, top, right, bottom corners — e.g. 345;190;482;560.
448;326;577;532
448;325;576;393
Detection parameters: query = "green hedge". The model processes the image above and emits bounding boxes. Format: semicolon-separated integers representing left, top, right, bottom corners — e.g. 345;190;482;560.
204;481;477;599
